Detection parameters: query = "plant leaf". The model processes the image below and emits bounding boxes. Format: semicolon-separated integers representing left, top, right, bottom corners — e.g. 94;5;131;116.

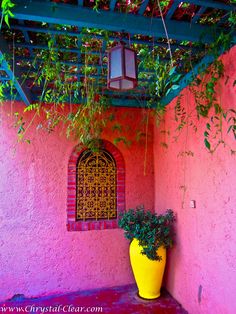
204;138;211;150
169;67;176;76
171;85;180;90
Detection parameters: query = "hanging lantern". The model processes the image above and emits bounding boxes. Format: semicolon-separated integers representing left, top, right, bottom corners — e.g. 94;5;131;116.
107;42;138;91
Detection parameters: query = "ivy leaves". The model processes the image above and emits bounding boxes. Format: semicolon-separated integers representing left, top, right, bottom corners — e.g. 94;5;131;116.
204;110;236;153
154;58;182;99
138;49;182;105
0;0;15;29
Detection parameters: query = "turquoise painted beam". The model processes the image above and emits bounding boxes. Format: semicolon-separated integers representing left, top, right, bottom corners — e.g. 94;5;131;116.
4;90;148;107
0;77;10;81
15;56;157;77
9;24;197;53
160;46;234;106
82;95;148;107
138;0;149;15
0;34;31;105
109;98;147;108
218;14;230;26
110;0;117;11
18;20;33;56
15;42;80;54
166;2;180;20
12;0;219;43
15;41;187;68
161;0;235;12
185;0;235;11
191;7;207;24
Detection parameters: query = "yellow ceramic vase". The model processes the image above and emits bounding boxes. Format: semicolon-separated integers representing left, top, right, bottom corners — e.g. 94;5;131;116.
129;238;166;299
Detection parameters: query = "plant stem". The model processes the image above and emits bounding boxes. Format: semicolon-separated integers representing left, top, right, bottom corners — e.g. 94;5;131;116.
0;12;4;31
157;0;173;66
143;110;149;176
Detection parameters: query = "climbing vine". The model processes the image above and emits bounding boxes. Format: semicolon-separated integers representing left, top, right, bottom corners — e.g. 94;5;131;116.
12;35;112;148
0;0;235;154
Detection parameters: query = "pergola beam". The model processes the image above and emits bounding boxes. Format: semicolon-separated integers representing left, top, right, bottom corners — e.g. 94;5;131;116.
166;2;180;20
110;0;117;11
185;0;235;11
12;0;221;43
191;6;207;24
2;0;234;108
0;34;31;105
165;0;236;11
9;24;199;53
3;90;145;107
138;0;149;15
160;47;232;106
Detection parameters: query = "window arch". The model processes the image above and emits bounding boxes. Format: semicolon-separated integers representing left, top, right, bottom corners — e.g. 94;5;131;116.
67;140;125;231
76;149;117;221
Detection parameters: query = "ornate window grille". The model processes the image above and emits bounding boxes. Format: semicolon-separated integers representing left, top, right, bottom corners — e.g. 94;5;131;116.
76;149;117;221
67;140;125;231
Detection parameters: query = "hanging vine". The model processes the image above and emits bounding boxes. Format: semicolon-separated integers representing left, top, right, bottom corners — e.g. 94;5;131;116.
12;34;112;148
0;0;235;154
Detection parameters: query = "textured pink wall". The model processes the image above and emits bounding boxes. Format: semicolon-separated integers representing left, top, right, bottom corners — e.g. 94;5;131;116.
0;104;154;301
154;46;236;314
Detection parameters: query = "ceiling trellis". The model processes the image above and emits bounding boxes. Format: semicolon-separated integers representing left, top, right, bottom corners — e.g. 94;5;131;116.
0;0;235;107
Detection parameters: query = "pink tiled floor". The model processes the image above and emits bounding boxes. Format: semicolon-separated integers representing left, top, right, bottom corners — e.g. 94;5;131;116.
0;284;188;314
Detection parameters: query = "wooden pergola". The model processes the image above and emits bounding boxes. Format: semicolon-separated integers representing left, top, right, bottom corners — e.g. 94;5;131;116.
0;0;235;107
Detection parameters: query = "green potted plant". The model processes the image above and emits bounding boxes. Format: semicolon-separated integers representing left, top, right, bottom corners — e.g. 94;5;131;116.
118;206;175;299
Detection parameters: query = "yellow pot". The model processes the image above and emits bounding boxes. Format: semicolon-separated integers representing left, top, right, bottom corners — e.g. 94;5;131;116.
129;238;166;299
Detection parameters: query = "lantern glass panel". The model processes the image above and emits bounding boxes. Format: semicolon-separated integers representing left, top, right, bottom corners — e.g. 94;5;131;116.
110;48;122;79
121;79;133;90
125;49;136;79
110;81;120;89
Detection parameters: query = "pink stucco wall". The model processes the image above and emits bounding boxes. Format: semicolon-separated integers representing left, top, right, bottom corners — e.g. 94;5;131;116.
0;104;154;301
154;46;236;314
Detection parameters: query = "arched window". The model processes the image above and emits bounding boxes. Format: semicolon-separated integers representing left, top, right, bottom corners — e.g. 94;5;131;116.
76;149;117;221
67;140;125;231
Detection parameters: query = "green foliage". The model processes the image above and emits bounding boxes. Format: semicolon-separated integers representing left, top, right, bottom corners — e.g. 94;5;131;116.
139;50;182;104
11;34;112;149
190;59;224;118
0;82;6;100
23;103;40;113
154;60;181;99
113;136;132;147
138;49;182;126
188;30;235;153
93;0;171;13
228;11;236;26
0;79;12;103
64;85;111;147
0;3;234;155
159;0;171;8
203;109;236;153
0;0;15;29
118;206;175;261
